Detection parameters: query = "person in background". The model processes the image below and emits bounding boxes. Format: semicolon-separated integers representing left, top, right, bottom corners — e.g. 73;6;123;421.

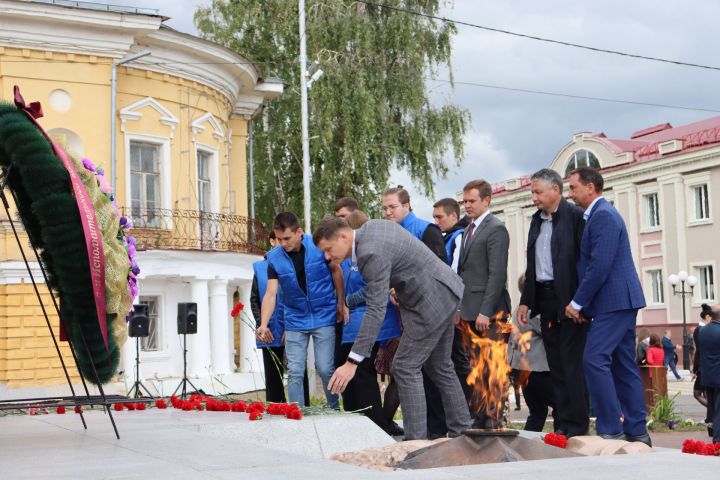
646;334;664;366
662;329;682;381
693;305;713;433
698;304;720;443
335;197;358;220
508;274;557;432
432;197;469;271
636;328;651;366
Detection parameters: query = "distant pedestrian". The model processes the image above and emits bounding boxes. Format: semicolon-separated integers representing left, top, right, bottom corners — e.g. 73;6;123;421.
645;334;664;366
662;330;682;380
636;327;650;366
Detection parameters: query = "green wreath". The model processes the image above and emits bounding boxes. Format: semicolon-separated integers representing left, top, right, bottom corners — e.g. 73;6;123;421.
0;98;134;384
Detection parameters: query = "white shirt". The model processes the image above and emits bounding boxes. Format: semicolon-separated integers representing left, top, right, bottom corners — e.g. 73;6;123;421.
571;196;603;311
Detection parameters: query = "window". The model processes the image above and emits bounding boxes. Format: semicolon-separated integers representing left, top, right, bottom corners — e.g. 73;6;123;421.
197;151;212;213
695;265;715;301
692;184;710;221
644;193;660;228
565;149;601;176
130;142;161;227
139;296;160;352
647;269;664;305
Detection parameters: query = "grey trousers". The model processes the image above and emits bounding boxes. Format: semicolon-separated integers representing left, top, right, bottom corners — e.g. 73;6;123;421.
392;312;472;440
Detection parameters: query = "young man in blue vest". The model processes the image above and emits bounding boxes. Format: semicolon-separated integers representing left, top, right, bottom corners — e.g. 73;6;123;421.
257;212;345;408
382;186;455;439
250;231;310;405
432;198;470;273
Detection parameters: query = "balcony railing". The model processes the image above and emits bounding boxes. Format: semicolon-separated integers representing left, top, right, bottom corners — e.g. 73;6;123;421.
121;208;268;255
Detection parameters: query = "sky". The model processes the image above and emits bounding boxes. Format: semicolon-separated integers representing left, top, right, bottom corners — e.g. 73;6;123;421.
95;0;720;218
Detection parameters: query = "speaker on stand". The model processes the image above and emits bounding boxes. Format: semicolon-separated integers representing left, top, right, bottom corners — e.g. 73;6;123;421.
173;302;199;398
127;304;154;398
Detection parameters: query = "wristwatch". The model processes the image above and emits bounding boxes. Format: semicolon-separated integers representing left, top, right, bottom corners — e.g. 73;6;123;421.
346;357;361;366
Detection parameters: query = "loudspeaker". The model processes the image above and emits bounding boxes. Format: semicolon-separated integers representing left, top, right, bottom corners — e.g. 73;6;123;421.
129;304;149;338
177;302;197;334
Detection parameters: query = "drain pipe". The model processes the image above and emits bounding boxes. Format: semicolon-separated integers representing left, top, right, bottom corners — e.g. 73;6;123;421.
111;50;151;191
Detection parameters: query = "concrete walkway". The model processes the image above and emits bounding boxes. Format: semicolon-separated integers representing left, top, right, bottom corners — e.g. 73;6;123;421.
0;409;717;479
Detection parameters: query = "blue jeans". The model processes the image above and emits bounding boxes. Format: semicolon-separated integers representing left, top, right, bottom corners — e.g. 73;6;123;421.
664;354;682;380
285;325;339;409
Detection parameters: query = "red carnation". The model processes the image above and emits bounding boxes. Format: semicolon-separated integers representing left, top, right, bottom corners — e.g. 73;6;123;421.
114;404;124;411
249;411;262;421
155;399;168;409
136;403;146;411
56;406;66;414
287;409;303;420
125;403;136;411
74;405;83;414
230;303;244;317
543;432;567;448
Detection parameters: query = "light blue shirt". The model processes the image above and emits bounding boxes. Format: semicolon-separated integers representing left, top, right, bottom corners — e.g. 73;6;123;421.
535;210;554;282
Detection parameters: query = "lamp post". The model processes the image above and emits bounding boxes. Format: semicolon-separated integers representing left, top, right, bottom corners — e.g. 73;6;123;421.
668;270;697;370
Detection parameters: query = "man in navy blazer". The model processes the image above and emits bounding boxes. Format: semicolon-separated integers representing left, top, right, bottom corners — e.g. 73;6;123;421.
565;167;650;446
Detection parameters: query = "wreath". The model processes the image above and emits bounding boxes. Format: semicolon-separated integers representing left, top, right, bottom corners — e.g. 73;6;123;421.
0;88;138;384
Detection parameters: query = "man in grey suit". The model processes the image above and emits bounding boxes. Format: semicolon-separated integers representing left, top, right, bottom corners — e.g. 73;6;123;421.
457;179;511;429
313;218;472;440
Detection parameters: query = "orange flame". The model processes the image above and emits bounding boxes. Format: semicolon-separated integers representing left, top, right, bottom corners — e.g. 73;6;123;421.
461;312;532;425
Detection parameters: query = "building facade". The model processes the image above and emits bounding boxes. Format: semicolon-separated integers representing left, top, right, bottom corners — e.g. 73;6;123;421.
483;116;719;344
0;0;281;396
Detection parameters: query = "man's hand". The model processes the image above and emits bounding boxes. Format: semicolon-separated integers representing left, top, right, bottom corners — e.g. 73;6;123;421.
517;305;529;326
565;303;587;324
256;325;274;343
475;313;490;332
337;304;349;324
328;362;358;395
389;288;399;306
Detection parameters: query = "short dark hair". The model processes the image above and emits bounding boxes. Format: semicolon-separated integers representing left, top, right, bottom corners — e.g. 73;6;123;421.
570;167;604;193
382;186;410;205
463;179;492;199
531;168;563;193
312;217;351;246
268;230;276;241
273;212;300;231
334;197;359;213
345;210;369;229
433;198;460;218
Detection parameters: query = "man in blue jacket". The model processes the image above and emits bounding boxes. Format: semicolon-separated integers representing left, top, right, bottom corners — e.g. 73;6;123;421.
698;305;720;443
565;167;650;446
257;212;346;408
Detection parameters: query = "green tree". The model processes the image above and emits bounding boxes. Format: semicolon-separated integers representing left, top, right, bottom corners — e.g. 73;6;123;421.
195;0;469;226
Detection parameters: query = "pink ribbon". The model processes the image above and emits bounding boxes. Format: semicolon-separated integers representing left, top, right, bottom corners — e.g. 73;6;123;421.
14;86;109;352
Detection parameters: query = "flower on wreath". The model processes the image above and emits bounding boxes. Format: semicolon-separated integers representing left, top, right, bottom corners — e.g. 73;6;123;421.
543;432;568;448
230;303;244;318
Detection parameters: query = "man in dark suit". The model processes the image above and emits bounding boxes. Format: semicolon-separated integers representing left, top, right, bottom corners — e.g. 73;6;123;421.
457;179;511;429
565;167;650;446
518;168;588;437
314;218;472;440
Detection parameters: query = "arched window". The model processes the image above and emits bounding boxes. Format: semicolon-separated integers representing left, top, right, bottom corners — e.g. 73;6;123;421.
565;149;600;176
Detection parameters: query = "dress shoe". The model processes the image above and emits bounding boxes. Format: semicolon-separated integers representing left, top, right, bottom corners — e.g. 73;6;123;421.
385;421;404;437
626;432;652;447
599;432;627;441
428;432;447;440
554;429;568;436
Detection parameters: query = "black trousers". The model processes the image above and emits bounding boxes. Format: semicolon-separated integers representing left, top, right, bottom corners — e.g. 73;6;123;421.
335;342;390;431
537;285;590;436
262;346;310;406
424;326;471;436
522;371;557;432
707;386;720;443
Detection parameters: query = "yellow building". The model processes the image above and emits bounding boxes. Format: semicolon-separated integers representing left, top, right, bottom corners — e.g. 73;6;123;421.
0;0;281;397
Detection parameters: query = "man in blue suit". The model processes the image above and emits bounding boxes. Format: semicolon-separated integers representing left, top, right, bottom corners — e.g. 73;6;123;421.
565;167;650;446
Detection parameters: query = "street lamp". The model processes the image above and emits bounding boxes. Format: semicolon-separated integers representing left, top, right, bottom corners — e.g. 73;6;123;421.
668;270;698;370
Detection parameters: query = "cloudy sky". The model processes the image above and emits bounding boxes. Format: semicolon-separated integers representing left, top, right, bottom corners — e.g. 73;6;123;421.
98;0;720;218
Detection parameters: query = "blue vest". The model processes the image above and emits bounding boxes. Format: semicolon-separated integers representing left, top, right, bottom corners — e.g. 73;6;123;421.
266;234;337;331
443;228;464;265
253;259;284;348
400;211;438;241
340;259;401;344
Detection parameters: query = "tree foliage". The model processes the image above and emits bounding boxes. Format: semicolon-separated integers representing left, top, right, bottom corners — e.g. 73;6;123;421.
195;0;469;226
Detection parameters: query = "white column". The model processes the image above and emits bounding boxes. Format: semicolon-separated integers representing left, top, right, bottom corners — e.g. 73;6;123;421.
238;281;259;373
188;278;212;377
209;279;232;374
